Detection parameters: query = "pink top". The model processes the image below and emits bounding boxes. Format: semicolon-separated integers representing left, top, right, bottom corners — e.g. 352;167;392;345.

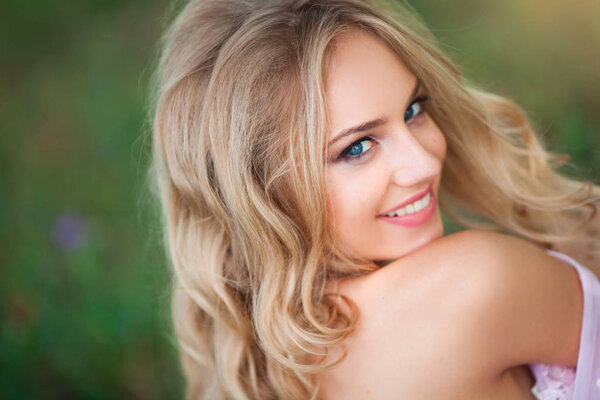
528;250;600;400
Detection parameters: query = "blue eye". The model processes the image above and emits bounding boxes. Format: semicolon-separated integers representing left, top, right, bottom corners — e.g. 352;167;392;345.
404;95;429;121
340;138;374;160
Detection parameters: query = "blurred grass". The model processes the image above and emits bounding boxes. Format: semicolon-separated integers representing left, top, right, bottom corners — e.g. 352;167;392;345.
1;0;182;398
1;0;598;398
412;0;600;180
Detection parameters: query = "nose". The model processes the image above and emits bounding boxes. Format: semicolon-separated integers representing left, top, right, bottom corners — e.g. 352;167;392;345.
387;128;442;188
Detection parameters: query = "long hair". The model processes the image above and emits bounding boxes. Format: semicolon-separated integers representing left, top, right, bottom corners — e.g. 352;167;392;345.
149;0;600;398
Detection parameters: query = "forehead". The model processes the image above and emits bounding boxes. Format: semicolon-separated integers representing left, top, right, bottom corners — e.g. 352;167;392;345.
325;29;416;137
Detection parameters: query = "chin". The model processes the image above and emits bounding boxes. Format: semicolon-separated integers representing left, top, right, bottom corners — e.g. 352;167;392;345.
376;216;444;262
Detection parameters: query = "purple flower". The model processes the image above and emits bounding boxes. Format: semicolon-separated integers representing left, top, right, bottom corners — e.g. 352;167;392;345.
52;211;88;252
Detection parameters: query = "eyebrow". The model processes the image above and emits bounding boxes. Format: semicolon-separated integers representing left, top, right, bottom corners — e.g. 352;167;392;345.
328;79;422;148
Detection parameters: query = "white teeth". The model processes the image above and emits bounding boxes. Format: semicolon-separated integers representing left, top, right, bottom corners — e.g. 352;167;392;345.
423;192;431;206
385;191;432;217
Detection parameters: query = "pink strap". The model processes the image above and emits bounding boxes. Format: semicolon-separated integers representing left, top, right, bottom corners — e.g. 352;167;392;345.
533;250;600;400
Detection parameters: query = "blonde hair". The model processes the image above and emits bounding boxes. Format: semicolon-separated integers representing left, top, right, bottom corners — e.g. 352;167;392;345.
149;0;600;398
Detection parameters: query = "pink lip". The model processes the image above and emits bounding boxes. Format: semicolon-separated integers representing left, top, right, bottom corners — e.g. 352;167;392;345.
379;184;432;216
377;187;436;228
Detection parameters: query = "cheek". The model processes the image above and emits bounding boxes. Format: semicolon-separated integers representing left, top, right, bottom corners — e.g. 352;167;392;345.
325;168;378;226
438;133;447;162
429;123;447;163
326;172;356;223
325;172;345;225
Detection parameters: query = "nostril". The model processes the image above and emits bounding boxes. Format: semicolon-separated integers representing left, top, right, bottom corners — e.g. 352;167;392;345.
390;154;441;186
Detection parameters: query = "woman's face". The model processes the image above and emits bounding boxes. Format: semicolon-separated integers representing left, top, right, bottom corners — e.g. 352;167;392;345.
324;29;446;262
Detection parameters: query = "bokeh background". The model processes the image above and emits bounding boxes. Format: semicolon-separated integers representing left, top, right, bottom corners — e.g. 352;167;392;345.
2;0;598;398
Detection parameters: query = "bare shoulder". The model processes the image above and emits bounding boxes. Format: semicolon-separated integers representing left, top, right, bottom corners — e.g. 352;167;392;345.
421;229;583;368
319;229;583;398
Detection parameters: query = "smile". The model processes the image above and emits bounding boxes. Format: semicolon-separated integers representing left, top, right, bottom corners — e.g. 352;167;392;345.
383;191;431;217
378;187;436;228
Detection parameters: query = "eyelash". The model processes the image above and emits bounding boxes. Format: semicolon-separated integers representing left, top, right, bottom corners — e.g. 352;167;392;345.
337;95;430;162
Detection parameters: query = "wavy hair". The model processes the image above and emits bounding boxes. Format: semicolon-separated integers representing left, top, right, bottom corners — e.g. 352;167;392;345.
149;0;600;398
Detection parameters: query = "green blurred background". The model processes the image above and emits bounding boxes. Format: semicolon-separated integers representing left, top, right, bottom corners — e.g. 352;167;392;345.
1;0;598;398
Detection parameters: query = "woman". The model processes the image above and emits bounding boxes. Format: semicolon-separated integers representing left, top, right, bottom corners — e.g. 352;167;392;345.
149;0;600;398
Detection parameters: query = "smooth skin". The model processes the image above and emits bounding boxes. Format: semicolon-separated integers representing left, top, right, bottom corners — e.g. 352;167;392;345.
318;29;588;399
325;28;445;262
317;230;584;399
